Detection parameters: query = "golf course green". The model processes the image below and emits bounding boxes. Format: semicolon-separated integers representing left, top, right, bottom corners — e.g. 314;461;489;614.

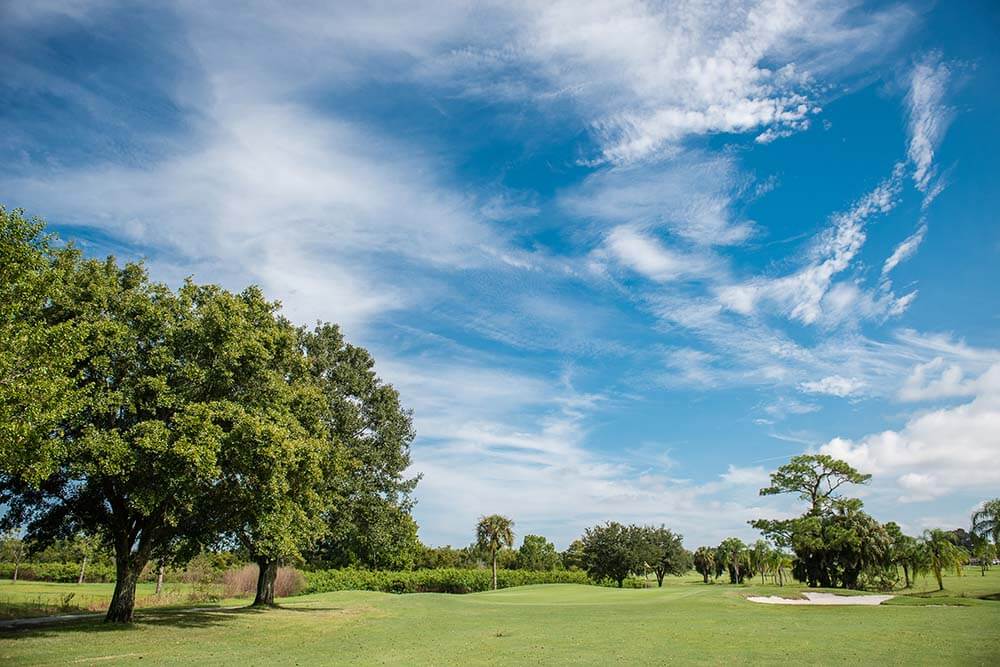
2;570;998;665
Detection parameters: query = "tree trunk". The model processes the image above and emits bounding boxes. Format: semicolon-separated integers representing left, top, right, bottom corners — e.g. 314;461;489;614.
253;557;278;606
491;549;498;591
106;555;145;623
78;555;88;585
155;564;165;595
902;565;910;588
12;544;21;583
935;567;943;591
702;572;709;584
656;571;665;587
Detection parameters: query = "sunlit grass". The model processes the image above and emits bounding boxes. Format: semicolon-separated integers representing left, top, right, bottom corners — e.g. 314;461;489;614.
1;568;997;665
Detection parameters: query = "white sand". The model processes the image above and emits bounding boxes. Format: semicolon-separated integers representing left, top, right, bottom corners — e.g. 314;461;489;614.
747;592;894;606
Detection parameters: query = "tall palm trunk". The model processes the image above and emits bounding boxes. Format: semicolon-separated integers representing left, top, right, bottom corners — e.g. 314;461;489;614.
491;547;498;590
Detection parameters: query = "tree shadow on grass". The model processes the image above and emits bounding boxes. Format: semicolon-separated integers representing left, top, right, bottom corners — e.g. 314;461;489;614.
0;603;323;639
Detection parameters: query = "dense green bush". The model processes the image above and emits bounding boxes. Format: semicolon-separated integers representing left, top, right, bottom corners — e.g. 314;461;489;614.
305;568;591;594
0;561;115;582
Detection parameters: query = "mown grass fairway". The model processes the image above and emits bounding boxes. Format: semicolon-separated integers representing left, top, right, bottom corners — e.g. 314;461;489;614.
3;569;999;665
0;581;234;620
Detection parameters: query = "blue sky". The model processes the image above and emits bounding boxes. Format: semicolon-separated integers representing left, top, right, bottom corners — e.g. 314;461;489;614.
2;1;999;549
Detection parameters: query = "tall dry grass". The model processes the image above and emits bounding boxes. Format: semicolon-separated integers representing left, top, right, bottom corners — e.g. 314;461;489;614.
222;564;306;599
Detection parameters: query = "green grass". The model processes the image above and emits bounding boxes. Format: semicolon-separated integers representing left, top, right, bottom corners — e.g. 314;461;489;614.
0;581;237;620
1;569;998;665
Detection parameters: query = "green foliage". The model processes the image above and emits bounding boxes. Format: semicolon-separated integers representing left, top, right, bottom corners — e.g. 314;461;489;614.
561;539;586;571
972;498;1000;545
301;323;419;571
0;561;116;582
692;546;715;583
414;544;480;569
0;207;83;481
716;538;750;584
634;525;690;586
758;454;871;514
304;567;590;594
476;515;515;589
581;522;639;587
476;515;515;556
753;455;894;590
516;535;561;571
922;529;968;591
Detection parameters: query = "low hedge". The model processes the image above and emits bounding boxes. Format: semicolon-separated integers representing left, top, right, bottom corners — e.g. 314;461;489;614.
0;561;116;583
304;567;592;594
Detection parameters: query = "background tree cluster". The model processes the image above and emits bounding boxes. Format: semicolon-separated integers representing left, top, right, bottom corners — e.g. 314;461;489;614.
0;208;418;621
751;455;989;591
579;522;690;587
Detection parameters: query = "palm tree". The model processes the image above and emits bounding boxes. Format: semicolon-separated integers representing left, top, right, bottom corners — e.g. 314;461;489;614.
972;498;1000;545
750;540;770;585
692;547;715;584
476;514;514;590
922;529;967;591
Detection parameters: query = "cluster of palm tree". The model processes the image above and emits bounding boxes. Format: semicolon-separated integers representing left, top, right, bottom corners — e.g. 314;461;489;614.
692;538;792;586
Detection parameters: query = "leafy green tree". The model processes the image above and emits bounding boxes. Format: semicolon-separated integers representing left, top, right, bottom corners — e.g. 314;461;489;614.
0;254;249;622
717;538;750;584
970;533;995;577
317;504;420;570
191;290;336;607
692;546;715;583
922;529;967;591
634;526;690;587
581;522;638;588
0;207;82;488
517;535;560;571
753;455;886;590
476;515;514;590
0;531;25;582
300;323;419;572
972;498;1000;545
750;540;770;585
759;454;871;515
561;539;586;571
885;522;922;588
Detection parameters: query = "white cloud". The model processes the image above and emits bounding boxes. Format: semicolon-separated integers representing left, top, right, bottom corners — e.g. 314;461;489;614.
881;223;927;278
717;164;904;325
600;226;716;283
899;357;978;402
562;155;756;246
419;0;912;164
821;363;1000;501
799;375;865;397
720;465;769;486
2;102;506;334
906;52;952;195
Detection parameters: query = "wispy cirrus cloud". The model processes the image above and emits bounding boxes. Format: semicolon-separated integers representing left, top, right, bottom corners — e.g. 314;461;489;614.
906;52;952;198
716;164;907;325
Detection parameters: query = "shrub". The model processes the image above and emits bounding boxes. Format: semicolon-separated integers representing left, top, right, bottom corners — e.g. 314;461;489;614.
304;568;591;594
222;564;306;598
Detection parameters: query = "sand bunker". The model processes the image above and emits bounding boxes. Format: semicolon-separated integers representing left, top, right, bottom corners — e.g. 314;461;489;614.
747;592;894;606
